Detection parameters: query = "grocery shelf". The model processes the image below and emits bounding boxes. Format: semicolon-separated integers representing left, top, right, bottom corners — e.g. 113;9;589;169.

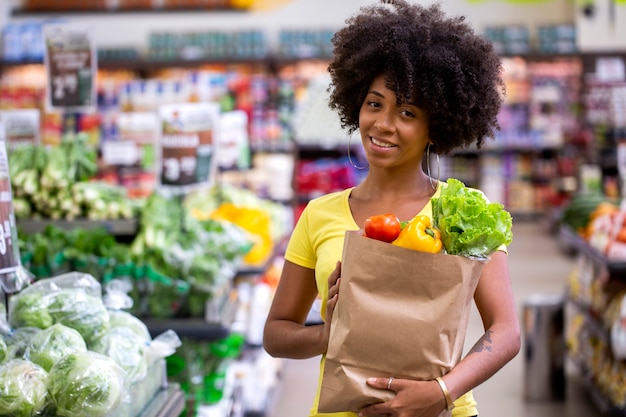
139;385;186;417
17;218;138;237
559;226;626;276
144;318;230;341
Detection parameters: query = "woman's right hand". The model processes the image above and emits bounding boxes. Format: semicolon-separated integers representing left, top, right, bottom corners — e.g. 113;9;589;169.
323;260;342;349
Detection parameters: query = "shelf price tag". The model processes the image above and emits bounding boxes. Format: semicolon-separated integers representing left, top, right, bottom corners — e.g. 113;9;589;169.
0;130;22;293
157;103;220;193
43;23;96;112
0;110;40;149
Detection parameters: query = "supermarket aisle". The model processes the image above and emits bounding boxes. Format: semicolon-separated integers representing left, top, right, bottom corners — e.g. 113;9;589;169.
266;221;603;417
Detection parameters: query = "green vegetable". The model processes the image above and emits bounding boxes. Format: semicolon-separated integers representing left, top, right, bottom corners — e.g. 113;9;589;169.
560;192;615;232
3;328;42;362
0;359;48;417
28;324;87;372
48;351;127;417
90;326;149;383
9;292;53;329
47;290;110;347
431;178;513;258
107;310;151;343
0;336;7;363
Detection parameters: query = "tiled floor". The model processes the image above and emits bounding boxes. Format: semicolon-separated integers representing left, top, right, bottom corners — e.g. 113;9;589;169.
266;221;605;417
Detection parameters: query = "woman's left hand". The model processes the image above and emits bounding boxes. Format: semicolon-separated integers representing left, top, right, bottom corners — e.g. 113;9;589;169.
358;377;446;417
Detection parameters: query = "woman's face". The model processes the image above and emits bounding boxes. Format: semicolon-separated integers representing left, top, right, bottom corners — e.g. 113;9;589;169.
358;74;430;170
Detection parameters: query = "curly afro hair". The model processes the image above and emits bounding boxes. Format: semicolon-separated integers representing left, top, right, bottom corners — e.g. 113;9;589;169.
328;0;505;155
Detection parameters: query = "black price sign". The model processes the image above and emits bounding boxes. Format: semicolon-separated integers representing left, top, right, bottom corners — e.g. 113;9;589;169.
44;24;96;111
158;103;220;192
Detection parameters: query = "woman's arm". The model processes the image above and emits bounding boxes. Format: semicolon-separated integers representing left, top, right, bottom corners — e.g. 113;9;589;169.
263;260;341;359
440;250;521;402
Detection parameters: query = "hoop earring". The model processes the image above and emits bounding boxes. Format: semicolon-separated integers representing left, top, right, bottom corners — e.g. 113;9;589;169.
426;143;440;190
347;131;368;170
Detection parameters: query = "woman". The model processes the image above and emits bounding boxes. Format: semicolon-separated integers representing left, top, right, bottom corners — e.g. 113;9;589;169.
263;1;521;416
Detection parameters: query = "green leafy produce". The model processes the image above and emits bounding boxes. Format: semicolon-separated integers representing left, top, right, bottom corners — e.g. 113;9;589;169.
47;290;110;347
3;328;42;361
48;351;127;417
431;178;513;258
107;310;151;343
9;292;53;329
0;359;48;417
91;326;149;383
28;324;87;372
560;192;615;232
0;335;7;363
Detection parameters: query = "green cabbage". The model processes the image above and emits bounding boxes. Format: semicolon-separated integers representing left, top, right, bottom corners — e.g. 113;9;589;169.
28;323;87;372
0;359;48;417
48;351;127;417
431;178;513;258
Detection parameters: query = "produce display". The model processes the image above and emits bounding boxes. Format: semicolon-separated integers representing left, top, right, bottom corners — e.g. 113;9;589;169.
0;272;181;417
8;135;138;221
559;192;625;260
16;185;284;320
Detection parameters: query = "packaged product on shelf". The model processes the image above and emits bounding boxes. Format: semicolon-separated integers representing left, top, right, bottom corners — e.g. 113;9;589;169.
0;358;48;416
1;268;183;417
7;272;110;346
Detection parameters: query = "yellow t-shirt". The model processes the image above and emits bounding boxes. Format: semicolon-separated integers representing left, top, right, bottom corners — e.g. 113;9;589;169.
284;185;479;417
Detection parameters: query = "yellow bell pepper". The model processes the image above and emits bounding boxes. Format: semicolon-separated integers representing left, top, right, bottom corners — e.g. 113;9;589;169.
392;215;442;253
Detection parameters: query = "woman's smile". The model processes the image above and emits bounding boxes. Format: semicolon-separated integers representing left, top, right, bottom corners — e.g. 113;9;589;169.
369;136;397;149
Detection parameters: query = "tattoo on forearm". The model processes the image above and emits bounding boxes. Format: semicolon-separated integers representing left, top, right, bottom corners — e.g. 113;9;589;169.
469;330;493;354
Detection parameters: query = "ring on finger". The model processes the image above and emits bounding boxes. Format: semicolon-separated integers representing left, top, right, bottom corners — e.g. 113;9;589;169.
387;377;394;390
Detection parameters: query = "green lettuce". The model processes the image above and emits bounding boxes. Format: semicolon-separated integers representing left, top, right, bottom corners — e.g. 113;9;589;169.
0;359;48;417
431;178;513;258
9;292;53;329
48;351;127;417
28;323;87;372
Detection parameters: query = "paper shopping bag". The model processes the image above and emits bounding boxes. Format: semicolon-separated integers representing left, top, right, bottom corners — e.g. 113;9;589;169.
318;230;484;415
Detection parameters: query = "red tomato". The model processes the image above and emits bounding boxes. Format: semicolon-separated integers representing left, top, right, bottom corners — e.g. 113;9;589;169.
364;213;401;243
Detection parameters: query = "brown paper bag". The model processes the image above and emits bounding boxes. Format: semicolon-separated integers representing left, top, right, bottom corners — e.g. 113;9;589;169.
318;230;485;415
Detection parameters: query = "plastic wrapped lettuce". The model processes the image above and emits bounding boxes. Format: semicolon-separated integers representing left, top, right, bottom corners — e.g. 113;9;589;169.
9;292;53;329
431;178;513;259
91;326;148;383
107;310;151;343
91;326;181;384
3;327;42;362
47;351;128;417
28;323;87;372
47;289;109;346
0;359;48;417
8;272;110;347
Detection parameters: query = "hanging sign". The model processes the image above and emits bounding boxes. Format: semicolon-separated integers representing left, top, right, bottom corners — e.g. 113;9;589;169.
101;112;159;198
157;102;220;193
43;23;96;111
